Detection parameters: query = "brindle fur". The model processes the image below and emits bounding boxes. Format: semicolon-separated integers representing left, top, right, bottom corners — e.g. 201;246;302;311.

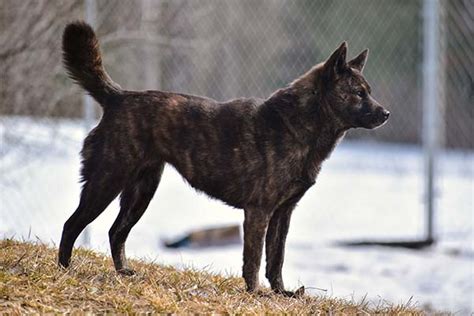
58;22;389;297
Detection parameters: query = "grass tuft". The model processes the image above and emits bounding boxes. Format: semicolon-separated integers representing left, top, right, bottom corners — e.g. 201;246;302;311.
0;239;424;314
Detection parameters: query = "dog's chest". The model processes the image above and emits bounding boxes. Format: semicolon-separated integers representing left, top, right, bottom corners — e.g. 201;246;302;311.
276;178;314;208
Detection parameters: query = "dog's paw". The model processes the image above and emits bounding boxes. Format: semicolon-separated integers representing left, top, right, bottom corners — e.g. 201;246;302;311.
275;286;305;298
117;268;136;276
294;286;305;297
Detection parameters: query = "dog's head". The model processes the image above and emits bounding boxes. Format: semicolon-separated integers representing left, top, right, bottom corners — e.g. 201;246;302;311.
321;42;389;129
301;42;390;130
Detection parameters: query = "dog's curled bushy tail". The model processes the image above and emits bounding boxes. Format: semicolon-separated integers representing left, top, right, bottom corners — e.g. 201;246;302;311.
62;21;122;105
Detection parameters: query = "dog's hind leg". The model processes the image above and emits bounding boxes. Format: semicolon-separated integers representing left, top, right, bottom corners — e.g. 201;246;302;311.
58;172;124;268
109;162;164;275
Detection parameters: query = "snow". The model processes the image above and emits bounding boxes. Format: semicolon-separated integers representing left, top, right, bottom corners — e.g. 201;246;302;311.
1;118;472;313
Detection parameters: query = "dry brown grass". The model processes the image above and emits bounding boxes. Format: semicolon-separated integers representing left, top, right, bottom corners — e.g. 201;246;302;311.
0;239;424;314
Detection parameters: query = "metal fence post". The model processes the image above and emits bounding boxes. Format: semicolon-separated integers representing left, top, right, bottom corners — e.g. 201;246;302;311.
422;0;440;243
81;0;97;247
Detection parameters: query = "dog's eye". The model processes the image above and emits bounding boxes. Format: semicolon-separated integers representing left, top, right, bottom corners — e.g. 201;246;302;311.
356;91;365;98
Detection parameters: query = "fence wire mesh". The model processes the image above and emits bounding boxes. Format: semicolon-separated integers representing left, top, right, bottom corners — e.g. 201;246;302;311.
1;1;472;149
0;0;473;311
441;0;473;148
0;0;472;250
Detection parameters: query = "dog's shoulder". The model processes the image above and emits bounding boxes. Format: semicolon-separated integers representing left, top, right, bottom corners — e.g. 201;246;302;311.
220;97;264;108
215;97;264;118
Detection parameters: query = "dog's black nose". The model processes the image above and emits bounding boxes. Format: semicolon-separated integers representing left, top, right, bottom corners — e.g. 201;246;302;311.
382;110;390;119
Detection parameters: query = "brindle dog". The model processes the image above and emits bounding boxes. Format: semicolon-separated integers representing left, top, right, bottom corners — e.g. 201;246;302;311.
59;21;389;297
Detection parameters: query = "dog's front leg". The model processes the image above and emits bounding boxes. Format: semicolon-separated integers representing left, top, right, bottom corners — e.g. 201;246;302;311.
264;202;298;297
242;208;271;292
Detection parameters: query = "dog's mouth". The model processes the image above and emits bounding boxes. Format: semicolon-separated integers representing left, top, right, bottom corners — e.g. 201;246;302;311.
360;108;390;129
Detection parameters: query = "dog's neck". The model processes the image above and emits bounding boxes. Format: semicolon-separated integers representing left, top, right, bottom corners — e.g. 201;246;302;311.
301;98;347;180
261;85;347;181
263;86;346;144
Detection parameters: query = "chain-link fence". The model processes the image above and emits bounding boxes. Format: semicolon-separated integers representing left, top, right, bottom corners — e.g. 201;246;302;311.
1;0;473;250
1;0;473;243
1;0;472;145
441;0;473;148
0;0;473;311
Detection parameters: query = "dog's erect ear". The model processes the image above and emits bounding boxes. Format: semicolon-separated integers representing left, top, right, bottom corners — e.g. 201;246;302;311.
323;42;348;81
348;49;369;72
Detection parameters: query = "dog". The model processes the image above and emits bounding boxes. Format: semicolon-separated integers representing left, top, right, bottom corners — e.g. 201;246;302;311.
58;21;389;297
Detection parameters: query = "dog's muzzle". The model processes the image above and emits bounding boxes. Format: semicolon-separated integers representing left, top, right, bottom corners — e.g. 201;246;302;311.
363;106;390;129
